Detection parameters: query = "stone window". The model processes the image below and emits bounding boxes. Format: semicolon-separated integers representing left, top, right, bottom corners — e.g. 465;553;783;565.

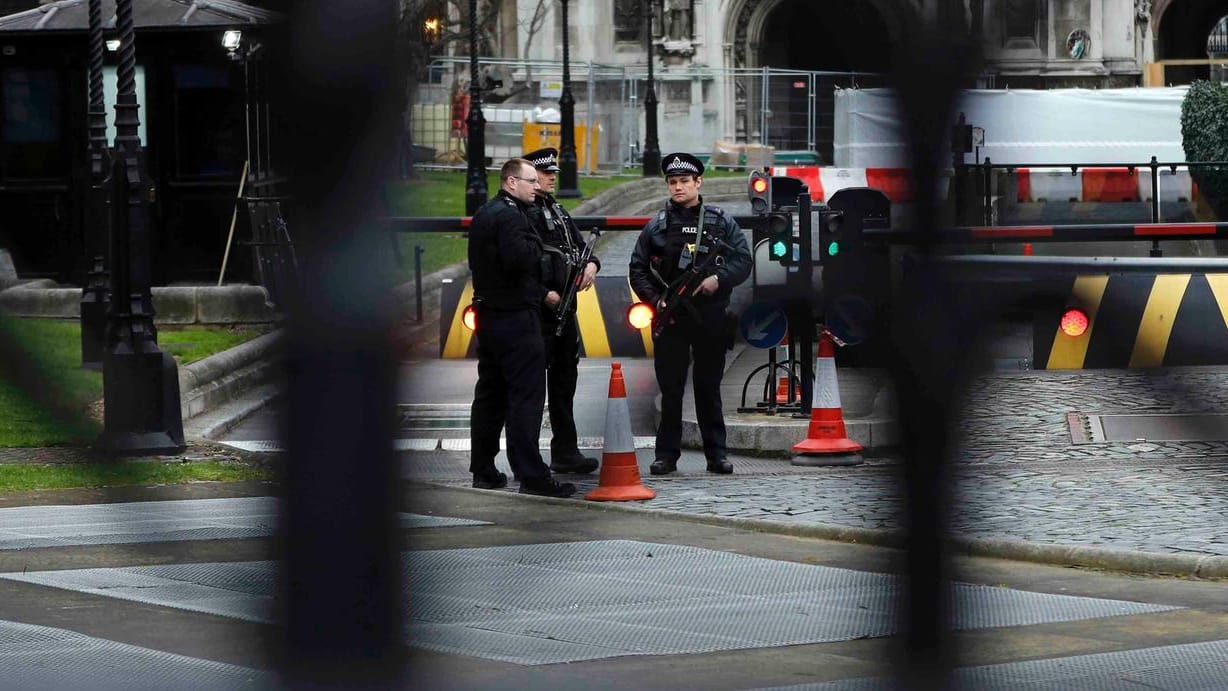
1002;0;1042;48
614;0;645;44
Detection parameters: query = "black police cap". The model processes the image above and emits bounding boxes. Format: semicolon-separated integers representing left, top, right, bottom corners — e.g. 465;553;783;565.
661;152;704;177
523;147;561;172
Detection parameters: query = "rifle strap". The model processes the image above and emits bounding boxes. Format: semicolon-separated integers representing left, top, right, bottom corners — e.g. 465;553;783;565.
546;200;576;254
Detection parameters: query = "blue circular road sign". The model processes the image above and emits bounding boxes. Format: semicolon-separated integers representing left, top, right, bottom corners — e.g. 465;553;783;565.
739;302;788;349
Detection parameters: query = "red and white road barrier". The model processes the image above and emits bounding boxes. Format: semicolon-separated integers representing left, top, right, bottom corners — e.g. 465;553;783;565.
1015;168;1198;203
772;166;921;203
770;165;1201;204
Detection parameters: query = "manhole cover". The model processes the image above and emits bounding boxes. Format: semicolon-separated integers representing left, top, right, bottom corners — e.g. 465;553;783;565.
1069;412;1228;443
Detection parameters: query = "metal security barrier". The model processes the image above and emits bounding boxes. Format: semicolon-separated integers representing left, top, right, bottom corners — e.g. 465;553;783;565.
437;275;652;359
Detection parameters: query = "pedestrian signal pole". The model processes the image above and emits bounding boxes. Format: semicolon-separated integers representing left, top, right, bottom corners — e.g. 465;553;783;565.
792;185;814;412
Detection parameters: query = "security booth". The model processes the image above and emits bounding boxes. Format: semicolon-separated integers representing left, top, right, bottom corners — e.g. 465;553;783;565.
0;0;282;286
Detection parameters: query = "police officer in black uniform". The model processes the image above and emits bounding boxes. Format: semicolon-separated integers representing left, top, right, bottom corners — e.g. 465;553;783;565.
468;158;576;498
522;147;601;475
629;152;752;475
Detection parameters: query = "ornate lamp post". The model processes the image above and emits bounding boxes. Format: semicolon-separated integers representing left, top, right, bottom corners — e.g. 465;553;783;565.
79;0;110;370
464;0;488;214
95;0;184;455
641;0;661;176
556;0;581;197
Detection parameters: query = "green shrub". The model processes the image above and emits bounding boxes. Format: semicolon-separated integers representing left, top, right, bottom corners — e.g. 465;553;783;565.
1180;81;1228;218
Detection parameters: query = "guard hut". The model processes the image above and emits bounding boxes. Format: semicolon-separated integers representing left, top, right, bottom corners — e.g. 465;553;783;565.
0;0;282;286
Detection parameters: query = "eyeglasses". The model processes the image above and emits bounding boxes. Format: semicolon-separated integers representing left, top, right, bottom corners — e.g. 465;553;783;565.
511;175;540;185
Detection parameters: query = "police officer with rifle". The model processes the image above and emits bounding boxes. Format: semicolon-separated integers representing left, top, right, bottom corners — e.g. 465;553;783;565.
522;147;602;475
629;152;752;475
467;158;576;498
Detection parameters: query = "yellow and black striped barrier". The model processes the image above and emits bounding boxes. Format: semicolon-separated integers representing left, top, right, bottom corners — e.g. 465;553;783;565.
439;275;654;359
1037;273;1228;369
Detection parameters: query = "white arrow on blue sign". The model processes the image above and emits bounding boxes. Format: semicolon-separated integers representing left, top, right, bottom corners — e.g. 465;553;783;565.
739;302;788;349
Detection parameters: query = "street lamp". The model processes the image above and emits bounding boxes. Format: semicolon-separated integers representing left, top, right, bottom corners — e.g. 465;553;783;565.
80;0;111;370
464;0;488;214
95;0;185;455
556;0;581;197
641;0;661;177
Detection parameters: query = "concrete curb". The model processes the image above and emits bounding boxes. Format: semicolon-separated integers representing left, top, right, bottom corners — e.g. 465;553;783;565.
0;283;281;325
179;330;284;421
183;383;283;441
418;480;1228;579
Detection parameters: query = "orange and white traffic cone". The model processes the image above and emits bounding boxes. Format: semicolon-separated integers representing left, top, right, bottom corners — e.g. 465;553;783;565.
775;376;798;404
586;362;656;501
792;330;863;466
1022;242;1034;256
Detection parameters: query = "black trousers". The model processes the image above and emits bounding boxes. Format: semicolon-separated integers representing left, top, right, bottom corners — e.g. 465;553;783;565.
544;311;582;460
470;308;549;482
653;300;728;462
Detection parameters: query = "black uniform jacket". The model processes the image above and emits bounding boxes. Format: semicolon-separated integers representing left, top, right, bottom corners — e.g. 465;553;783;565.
628;197;752;308
526;192;602;293
468;190;547;310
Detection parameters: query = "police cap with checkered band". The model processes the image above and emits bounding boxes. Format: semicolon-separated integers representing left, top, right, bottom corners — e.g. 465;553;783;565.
661;152;704;177
522;147;561;172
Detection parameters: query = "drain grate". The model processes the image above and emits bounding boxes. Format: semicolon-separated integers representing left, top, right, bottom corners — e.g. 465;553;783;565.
1070;412;1228;443
0;541;1181;666
755;638;1228;690
0;498;486;550
0;618;269;690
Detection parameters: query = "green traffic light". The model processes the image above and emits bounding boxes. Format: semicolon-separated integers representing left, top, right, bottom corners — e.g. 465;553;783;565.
771;240;788;259
827;241;840;256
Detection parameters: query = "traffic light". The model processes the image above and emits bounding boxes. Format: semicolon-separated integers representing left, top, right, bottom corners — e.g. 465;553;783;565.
818;208;844;264
766;211;794;264
821;188;890;346
748;170;771;214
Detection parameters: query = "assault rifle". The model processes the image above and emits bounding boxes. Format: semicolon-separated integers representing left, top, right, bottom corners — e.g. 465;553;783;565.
554;229;602;336
651;232;733;340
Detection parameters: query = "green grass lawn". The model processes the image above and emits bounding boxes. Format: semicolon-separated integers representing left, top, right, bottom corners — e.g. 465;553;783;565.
0;460;271;492
0;317;263;448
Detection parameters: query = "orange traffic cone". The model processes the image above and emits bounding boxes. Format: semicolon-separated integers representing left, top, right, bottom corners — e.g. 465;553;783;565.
1022;242;1034;256
775;376;798;404
792;330;863;465
586;362;656;501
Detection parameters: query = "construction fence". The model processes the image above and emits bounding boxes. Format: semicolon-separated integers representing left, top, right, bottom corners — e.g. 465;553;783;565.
409;57;887;171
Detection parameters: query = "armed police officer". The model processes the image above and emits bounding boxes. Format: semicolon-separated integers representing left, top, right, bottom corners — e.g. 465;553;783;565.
629;152;751;475
467;158;576;498
522;147;602;475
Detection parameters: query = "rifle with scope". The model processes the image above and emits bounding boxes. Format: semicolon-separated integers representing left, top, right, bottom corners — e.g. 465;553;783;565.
651;232;732;340
554;229;601;337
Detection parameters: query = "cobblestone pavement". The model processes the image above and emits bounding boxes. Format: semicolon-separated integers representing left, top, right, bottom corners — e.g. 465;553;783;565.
411;366;1228;560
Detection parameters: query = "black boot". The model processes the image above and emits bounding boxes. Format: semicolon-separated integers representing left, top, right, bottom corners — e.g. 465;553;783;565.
550;453;599;474
706;458;733;474
649;458;677;475
472;469;508;489
519;477;577;498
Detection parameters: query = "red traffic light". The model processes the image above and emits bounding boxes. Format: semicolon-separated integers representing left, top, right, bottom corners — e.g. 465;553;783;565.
748;170;771;214
462;304;477;331
627;302;654;330
1059;308;1089;337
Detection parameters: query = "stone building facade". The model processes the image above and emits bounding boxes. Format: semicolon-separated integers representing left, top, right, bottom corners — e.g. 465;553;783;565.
419;0;1226;162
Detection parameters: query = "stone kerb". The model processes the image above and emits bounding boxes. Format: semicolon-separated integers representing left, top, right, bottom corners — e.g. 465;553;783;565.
0;284;279;325
178;330;284;420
